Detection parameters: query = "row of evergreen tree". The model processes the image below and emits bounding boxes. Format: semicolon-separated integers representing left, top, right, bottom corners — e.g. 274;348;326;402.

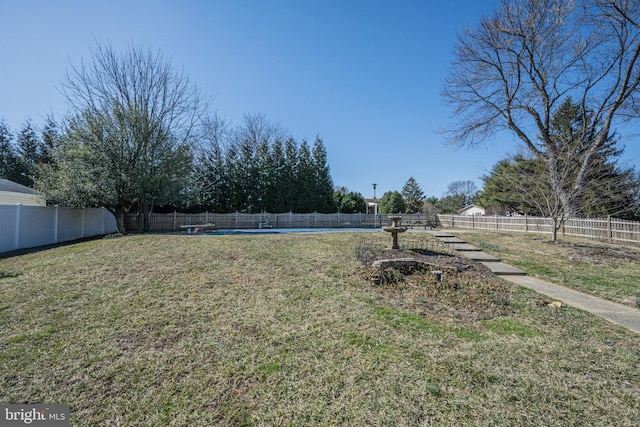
0;114;339;215
0;118;58;187
191;123;336;213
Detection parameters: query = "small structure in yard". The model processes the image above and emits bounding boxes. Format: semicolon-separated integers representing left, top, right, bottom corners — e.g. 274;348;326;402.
0;179;46;206
383;215;407;250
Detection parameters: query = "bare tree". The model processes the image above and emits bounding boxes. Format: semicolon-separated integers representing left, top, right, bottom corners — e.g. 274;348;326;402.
45;41;207;233
442;0;640;236
446;180;478;205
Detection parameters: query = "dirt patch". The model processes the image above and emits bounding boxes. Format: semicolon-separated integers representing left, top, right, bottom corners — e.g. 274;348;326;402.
358;243;514;323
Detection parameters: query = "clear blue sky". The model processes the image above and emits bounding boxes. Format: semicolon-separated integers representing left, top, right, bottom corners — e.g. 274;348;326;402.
2;0;638;199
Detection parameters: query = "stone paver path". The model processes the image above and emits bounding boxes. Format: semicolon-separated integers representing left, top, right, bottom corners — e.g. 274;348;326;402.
426;230;640;334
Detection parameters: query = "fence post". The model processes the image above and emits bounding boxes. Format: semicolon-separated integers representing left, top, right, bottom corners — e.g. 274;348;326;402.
54;205;60;243
495;213;499;230
524;213;528;232
14;204;21;250
173;210;177;232
451;213;454;228
607;215;613;241
82;208;86;237
472;214;475;230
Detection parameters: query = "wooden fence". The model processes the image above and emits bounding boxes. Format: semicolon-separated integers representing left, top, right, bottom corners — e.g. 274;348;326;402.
437;214;640;244
124;211;416;233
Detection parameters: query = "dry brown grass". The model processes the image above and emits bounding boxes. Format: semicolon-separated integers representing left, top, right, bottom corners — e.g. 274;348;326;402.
1;232;639;425
453;230;640;306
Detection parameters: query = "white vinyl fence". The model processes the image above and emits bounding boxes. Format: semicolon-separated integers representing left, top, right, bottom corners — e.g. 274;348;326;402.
0;205;117;254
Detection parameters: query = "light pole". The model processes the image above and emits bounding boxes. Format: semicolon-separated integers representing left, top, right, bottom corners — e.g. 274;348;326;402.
373;183;377;228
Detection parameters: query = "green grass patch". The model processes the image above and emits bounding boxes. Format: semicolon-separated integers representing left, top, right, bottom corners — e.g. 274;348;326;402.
481;317;542;337
0;270;21;279
373;305;484;341
373;305;444;335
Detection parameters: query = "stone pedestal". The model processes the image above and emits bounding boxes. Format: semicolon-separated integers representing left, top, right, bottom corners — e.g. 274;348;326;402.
383;215;407;250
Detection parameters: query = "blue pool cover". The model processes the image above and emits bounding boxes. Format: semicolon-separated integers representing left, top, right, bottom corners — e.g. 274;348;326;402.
205;228;382;235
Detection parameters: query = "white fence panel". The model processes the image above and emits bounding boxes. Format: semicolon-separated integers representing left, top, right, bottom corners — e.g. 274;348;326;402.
57;207;84;243
0;205;117;254
84;208;109;236
17;205;57;250
0;206;18;251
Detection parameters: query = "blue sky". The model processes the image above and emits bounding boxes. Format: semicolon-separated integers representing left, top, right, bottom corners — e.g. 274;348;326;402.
2;0;638;199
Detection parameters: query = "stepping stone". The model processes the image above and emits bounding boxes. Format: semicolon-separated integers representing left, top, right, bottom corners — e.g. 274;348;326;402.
458;251;501;262
427;231;455;237
479;261;526;275
448;243;481;251
439;237;466;243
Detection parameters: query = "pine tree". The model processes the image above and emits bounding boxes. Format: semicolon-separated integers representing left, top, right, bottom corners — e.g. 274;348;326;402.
0;119;18;181
282;137;299;212
401;177;424;214
334;188;366;213
311;136;337;213
15;119;43;186
266;139;287;212
40;116;60;164
295;140;314;212
379;191;406;214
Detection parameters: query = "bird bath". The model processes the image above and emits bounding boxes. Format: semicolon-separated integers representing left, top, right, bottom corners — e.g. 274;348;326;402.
383;215;407;250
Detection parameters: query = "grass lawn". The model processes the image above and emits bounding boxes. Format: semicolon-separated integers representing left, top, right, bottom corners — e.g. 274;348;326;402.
453;230;640;306
1;232;639;425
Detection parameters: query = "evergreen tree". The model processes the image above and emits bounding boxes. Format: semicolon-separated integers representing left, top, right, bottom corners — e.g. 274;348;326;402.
0;119;19;181
254;139;271;212
191;114;231;212
15;119;43;186
265;139;287;212
295;140;314;212
282;137;299;212
40;116;60;164
311;136;337;213
189;116;338;214
478;153;640;220
401;177;424;214
334;188;366;213
379;191;406;214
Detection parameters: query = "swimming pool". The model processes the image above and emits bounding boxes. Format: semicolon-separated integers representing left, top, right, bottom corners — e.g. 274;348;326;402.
205;228;384;235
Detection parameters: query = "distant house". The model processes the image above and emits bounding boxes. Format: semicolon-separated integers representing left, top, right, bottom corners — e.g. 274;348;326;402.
0;179;46;206
364;198;378;215
457;204;485;216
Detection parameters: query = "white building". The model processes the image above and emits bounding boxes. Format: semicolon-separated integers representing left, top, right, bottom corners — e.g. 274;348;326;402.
0;179;46;206
457;204;485;216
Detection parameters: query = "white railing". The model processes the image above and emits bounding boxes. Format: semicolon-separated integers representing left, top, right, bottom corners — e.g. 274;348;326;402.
0;205;117;254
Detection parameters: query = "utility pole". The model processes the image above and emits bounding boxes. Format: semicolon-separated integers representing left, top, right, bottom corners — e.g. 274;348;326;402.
373;183;377;228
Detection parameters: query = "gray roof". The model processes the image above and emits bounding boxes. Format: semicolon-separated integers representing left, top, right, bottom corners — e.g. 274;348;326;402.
0;179;37;195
